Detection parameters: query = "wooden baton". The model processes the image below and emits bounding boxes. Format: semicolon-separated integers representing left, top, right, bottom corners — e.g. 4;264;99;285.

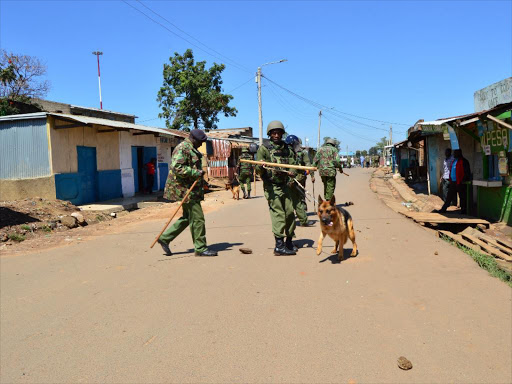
240;159;317;171
150;178;200;249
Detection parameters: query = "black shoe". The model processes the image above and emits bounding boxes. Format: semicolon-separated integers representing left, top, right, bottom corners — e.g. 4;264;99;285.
157;239;172;256
286;237;299;252
274;237;296;256
246;191;251;199
242;190;247;199
299;220;315;227
195;249;218;257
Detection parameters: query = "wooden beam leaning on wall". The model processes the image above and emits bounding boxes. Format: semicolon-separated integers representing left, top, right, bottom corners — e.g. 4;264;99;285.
486;114;512;130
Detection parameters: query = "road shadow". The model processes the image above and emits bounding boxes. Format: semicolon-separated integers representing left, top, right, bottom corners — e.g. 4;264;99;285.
157;242;243;260
319;248;358;264
294;238;315;249
0;207;40;229
336;202;355;209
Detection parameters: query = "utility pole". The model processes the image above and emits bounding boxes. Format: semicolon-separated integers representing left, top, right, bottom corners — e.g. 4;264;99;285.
92;51;103;109
257;67;263;145
255;59;287;145
317;110;322;150
389;125;393;145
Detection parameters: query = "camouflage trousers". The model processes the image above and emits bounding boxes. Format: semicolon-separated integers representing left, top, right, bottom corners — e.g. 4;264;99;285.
321;176;336;201
263;182;296;238
239;173;252;193
290;181;308;225
159;200;207;253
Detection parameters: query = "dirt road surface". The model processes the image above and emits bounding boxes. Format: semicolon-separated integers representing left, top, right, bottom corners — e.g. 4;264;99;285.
1;168;511;383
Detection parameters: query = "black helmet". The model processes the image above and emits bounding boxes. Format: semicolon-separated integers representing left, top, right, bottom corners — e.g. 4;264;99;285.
249;143;259;154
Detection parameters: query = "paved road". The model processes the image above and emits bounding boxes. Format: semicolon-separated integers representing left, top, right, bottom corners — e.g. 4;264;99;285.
1;168;511;383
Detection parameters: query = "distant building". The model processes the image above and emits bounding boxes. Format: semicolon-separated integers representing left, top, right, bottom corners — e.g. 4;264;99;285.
0;100;186;204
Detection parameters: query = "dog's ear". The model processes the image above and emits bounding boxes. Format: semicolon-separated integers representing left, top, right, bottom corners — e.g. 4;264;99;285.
318;195;323;204
329;195;336;206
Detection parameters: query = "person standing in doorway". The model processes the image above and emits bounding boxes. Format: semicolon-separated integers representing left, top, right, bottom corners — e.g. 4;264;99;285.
436;149;471;215
145;158;157;194
440;148;455;205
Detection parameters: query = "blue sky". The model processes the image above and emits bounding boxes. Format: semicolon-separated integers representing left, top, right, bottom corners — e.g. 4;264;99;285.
1;0;511;151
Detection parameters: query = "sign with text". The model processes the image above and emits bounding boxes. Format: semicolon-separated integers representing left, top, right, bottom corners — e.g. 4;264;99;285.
479;121;509;154
474;78;512;112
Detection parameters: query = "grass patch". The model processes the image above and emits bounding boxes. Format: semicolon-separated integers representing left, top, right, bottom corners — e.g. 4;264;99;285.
440;234;512;287
20;224;31;231
41;225;52;233
95;215;105;222
8;233;26;242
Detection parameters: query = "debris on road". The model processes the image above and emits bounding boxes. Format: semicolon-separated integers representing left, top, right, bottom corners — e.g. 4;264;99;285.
397;356;413;370
239;248;253;254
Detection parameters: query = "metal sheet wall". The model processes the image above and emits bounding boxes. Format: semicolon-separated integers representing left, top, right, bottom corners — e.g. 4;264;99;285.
0;118;51;179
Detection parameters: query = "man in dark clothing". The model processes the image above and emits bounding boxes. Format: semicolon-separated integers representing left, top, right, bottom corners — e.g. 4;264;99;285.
436;149;471;214
145;158;157;194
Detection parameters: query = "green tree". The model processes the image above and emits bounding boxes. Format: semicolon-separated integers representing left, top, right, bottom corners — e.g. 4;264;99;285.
375;137;388;153
361;150;368;157
355;150;361;158
157;49;237;131
368;146;378;156
322;136;341;151
0;50;50;116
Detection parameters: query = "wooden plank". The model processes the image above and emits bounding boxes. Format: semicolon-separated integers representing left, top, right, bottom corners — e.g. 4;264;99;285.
495;238;512;251
461;228;512;256
399;211;490;226
438;230;492;257
461;234;512;262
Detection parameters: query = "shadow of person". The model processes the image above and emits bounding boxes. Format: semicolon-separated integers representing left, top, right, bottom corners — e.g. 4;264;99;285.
336;202;354;209
208;242;243;252
294;238;315;249
319;248;358;264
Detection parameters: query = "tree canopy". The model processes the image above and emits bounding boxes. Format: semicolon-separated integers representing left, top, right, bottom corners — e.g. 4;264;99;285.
157;49;237;131
0;50;50;115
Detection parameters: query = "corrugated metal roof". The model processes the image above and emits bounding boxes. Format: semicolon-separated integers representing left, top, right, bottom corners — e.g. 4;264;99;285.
0;112;188;138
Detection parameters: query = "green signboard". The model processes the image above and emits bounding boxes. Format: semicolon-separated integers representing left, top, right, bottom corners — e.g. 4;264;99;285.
479;121;509;154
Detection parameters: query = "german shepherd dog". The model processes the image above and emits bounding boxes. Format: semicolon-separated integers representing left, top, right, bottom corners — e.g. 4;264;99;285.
225;178;240;200
316;195;358;262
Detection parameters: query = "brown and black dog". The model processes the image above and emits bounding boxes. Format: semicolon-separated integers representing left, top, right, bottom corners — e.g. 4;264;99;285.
225;178;240;200
316;195;358;261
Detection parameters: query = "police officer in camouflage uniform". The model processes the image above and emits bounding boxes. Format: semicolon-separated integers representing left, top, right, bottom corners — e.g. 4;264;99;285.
256;121;298;256
157;129;218;257
313;138;343;201
237;147;254;199
285;135;315;227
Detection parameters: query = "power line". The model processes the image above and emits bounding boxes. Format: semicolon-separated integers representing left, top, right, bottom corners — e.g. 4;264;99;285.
322;114;376;143
262;74;412;133
134;0;252;74
121;0;251;74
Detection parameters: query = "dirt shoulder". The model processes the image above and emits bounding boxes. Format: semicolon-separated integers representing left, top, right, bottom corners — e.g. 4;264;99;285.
0;185;240;257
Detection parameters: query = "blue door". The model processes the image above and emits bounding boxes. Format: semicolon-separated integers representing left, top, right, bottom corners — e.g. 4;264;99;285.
77;146;98;204
132;146;144;193
143;147;158;191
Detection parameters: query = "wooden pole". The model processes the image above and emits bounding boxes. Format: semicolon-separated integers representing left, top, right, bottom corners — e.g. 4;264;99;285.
240;159;317;171
253;169;256;197
150;179;199;249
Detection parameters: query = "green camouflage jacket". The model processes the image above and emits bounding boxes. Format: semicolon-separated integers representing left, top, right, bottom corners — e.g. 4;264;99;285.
294;149;314;183
256;141;297;185
313;144;342;177
238;151;254;176
164;138;204;201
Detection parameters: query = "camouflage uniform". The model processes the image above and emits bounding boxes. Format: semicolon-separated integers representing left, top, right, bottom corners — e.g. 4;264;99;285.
256;141;297;239
159;138;207;253
237;148;254;196
313;143;343;201
289;148;311;225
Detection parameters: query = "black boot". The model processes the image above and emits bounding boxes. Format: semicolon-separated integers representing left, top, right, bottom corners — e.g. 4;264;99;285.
246;190;251;199
274;237;296;256
242;189;247;199
286;237;299;252
195;249;218;257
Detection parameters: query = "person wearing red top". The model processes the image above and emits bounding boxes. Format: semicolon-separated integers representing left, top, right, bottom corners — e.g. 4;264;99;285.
436;149;471;214
145;158;157;194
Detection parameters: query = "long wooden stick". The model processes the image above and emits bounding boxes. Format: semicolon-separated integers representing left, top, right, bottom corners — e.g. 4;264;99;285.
150;179;200;248
253;169;256;197
240;159;317;171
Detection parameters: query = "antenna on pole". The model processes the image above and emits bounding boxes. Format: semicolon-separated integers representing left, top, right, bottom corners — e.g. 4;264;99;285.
92;51;103;109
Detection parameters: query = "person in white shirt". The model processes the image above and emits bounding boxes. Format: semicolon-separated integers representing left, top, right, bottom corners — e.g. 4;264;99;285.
440;148;455;204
